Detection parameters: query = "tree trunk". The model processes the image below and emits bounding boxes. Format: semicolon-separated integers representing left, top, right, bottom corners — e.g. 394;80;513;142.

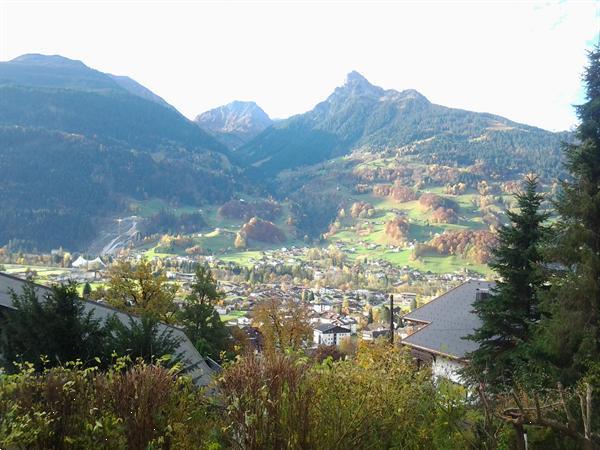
514;423;526;450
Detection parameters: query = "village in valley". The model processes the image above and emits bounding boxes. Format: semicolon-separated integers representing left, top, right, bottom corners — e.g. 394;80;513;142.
0;237;489;383
1;3;598;445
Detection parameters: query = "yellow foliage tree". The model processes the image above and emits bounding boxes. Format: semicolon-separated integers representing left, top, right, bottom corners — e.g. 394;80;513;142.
105;258;177;323
252;297;311;354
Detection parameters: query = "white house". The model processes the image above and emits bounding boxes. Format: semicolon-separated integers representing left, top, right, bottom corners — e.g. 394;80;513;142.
312;302;333;313
313;323;351;346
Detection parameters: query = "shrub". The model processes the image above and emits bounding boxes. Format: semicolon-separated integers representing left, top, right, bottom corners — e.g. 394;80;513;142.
0;360;217;450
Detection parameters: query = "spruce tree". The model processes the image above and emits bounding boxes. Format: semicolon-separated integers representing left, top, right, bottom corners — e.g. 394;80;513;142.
0;282;108;372
467;176;548;390
540;45;600;383
177;266;231;362
82;281;92;298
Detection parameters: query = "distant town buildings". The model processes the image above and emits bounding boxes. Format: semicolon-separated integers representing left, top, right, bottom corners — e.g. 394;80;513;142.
313;323;351;346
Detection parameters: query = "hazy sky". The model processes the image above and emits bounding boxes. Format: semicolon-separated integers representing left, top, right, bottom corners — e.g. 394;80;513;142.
0;1;598;131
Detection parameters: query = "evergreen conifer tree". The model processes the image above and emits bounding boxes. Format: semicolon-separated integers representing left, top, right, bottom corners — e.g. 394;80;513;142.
0;282;108;372
177;265;231;362
467;176;548;390
540;45;600;383
82;281;92;298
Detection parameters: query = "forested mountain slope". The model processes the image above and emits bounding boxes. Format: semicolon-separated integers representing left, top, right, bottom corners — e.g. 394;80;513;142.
241;71;567;179
0;54;239;250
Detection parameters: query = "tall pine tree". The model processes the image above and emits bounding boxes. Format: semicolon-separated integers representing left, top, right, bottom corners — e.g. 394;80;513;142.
467;176;548;391
540;45;600;384
177;266;231;362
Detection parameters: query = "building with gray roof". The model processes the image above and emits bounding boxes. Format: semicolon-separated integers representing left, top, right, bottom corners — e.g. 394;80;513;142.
400;280;495;383
0;272;215;386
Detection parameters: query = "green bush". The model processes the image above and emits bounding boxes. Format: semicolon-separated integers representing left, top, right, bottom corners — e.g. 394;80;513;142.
0;359;219;450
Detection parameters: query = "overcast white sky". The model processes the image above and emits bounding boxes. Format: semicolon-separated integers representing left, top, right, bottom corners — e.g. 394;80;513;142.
0;1;598;131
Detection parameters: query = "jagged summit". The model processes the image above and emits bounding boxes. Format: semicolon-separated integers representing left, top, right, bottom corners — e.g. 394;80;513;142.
333;71;384;99
195;100;273;149
383;88;429;104
345;70;371;86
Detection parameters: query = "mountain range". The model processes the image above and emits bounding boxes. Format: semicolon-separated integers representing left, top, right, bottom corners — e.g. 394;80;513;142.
0;54;568;250
238;71;567;178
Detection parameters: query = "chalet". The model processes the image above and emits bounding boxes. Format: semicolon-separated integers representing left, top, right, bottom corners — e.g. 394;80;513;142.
399;280;494;384
362;327;390;341
0;272;216;386
313;323;351;347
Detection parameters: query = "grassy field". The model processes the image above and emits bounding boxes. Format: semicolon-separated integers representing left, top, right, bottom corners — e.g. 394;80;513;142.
219;310;247;322
130;177;498;276
2;264;72;283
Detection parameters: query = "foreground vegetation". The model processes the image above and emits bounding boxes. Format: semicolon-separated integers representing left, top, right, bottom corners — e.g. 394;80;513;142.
1;342;597;449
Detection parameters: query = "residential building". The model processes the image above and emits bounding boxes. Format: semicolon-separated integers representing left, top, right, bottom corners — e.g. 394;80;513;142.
362;327;390;341
313;323;351;346
399;280;495;384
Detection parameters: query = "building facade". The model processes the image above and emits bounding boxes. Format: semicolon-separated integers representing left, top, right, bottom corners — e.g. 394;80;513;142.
313;324;351;346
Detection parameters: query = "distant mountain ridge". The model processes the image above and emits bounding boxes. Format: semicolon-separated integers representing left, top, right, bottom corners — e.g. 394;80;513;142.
0;54;239;250
0;54;223;151
195;101;273;149
240;71;566;178
0;57;569;251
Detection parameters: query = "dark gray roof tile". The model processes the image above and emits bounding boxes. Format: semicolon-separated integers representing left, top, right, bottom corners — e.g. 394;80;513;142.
401;280;495;359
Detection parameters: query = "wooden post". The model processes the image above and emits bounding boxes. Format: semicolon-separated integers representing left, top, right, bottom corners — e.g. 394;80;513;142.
389;294;394;345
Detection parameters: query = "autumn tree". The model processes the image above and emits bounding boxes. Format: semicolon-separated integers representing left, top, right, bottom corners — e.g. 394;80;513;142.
104;259;177;323
234;232;247;249
252;297;311;354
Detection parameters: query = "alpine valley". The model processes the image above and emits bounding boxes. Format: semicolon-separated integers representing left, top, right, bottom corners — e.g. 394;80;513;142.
0;55;568;274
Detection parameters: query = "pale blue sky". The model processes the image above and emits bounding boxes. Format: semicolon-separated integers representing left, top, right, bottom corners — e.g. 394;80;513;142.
0;0;598;131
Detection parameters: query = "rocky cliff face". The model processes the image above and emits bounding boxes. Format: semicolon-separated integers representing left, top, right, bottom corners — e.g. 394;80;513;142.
195;100;273;149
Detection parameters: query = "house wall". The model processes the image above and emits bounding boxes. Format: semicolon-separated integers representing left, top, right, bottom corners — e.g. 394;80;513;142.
333;332;350;345
313;330;350;346
432;356;465;384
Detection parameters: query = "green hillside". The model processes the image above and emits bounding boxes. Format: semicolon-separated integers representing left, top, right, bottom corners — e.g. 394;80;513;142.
241;71;568;180
0;55;241;251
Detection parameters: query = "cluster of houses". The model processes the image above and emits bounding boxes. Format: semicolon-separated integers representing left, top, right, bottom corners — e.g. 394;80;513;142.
218;278;495;385
311;281;495;384
1;241;495;385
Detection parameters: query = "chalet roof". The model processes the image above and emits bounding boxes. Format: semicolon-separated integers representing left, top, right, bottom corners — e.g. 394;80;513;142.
315;323;351;334
401;280;495;360
0;272;215;386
